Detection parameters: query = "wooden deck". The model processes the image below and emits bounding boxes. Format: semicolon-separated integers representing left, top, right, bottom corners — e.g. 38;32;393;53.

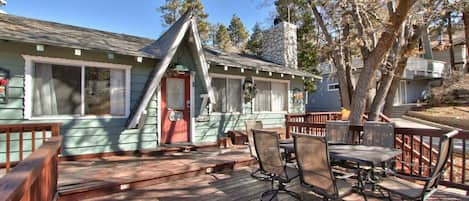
57;146;255;201
56;146;469;201
83;167;469;201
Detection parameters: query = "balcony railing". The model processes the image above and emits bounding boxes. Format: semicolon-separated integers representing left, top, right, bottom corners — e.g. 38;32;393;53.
0;123;61;173
0;136;62;201
285;112;469;193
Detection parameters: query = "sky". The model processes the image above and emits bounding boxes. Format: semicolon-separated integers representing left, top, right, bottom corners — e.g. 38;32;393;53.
2;0;276;39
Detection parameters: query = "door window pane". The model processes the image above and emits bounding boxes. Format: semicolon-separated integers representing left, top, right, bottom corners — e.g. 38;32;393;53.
166;78;185;110
85;67;111;115
227;79;241;112
254;80;271;112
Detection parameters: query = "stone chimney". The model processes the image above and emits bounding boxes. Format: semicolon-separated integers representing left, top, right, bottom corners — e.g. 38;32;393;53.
261;21;297;69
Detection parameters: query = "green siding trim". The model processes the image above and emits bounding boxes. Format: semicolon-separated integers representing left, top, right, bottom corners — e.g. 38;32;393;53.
0;41;160;159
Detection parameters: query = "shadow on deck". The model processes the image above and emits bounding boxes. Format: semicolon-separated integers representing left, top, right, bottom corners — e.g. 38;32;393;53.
57;146;469;201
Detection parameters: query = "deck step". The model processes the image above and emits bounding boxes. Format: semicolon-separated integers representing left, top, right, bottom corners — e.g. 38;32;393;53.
57;151;256;201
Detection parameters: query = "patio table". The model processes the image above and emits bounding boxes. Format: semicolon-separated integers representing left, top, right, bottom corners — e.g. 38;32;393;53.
279;143;401;166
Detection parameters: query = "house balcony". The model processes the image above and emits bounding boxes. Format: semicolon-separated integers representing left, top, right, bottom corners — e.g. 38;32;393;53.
404;57;449;79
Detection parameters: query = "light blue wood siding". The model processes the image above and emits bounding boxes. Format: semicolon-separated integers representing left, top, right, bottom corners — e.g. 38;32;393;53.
0;41;159;159
193;65;306;143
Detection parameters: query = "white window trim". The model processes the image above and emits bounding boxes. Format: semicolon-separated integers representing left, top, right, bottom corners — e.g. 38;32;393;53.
327;83;340;91
252;77;290;114
209;73;244;115
23;55;132;120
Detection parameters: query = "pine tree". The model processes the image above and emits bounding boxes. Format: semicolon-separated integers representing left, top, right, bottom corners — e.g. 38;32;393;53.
159;0;183;26
158;0;210;44
181;0;209;43
227;14;249;48
216;24;232;51
247;23;263;56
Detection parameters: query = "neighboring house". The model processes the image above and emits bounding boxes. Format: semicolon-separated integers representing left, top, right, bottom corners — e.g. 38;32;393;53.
307;56;448;113
308;27;468;113
0;12;319;160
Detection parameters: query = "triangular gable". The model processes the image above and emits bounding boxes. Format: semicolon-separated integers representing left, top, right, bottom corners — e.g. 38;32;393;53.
127;11;214;129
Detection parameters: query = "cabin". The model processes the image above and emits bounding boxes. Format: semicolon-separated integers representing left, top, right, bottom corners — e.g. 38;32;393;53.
0;11;320;160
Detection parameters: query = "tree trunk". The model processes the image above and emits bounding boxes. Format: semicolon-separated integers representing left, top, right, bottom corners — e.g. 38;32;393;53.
349;0;417;125
383;25;426;116
368;41;402;121
464;11;469;73
447;11;456;71
310;3;351;109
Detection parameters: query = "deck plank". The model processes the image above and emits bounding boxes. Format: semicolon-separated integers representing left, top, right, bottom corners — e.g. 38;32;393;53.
84;167;469;201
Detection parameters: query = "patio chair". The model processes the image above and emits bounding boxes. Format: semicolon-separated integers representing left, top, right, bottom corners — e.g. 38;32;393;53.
252;129;300;200
326;121;350;144
363;122;395;148
293;133;362;201
245;120;267;179
245;120;263;158
377;130;459;201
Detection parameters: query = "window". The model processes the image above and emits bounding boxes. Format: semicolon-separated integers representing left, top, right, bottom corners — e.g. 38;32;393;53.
211;76;242;113
254;79;288;112
327;83;340;91
24;56;131;119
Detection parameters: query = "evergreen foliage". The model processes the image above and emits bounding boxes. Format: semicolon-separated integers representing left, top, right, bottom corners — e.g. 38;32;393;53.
228;14;249;48
247;23;263;56
158;0;210;43
216;24;232;51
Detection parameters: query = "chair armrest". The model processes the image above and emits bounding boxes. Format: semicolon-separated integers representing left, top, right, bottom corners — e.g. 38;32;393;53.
335;172;355;179
385;169;435;181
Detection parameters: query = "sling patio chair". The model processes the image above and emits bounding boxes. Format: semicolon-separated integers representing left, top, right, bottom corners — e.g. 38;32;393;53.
252;129;300;201
363;121;395;148
245;120;269;179
293;133;365;201
377;130;459;201
361;122;396;182
326;120;351;145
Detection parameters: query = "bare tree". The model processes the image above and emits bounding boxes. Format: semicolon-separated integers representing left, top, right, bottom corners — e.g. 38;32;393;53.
348;0;417;124
310;2;352;109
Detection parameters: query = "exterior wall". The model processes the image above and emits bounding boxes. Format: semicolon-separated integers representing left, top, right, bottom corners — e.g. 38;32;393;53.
193;65;306;143
400;79;432;103
306;75;341;112
0;41;159;159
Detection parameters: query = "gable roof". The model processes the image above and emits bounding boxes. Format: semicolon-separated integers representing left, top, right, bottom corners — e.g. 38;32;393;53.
126;10;215;129
204;48;321;79
0;13;159;58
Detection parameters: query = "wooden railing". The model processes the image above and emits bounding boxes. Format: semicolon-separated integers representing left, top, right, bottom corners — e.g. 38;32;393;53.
285;113;469;192
0;136;62;201
0;123;61;173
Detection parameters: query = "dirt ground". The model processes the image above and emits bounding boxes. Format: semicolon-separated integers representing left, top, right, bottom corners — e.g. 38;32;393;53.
408;106;469;129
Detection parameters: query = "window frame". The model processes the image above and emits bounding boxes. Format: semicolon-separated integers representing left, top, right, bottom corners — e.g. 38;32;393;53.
209;73;244;114
252;77;290;114
23;55;132;120
327;83;340;91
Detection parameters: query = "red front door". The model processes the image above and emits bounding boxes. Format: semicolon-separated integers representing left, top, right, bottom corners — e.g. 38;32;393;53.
161;73;190;144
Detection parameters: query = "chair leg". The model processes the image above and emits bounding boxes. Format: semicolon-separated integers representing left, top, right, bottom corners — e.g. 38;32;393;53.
250;168;272;181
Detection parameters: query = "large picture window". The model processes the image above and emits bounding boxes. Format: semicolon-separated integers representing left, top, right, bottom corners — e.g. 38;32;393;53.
24;56;131;119
254;79;288;112
211;76;242;113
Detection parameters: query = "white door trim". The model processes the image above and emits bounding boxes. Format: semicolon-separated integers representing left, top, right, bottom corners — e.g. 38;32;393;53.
190;72;195;144
157;85;162;146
